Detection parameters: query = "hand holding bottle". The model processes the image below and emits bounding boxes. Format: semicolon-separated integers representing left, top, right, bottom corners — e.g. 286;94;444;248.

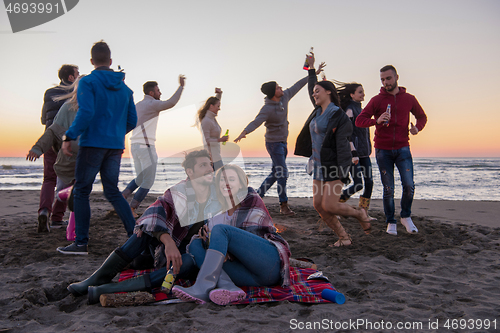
221;129;229;145
410;122;419;135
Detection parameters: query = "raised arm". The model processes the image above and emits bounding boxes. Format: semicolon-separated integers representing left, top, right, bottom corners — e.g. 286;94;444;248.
306;52;326;106
236;106;269;142
153;75;186;112
215;87;222;101
283;76;307;101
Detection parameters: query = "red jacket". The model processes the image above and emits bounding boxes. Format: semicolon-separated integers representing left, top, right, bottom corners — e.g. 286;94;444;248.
355;87;427;150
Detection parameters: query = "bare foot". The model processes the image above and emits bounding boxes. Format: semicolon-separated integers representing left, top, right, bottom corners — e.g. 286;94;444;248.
332;237;352;247
357;208;372;234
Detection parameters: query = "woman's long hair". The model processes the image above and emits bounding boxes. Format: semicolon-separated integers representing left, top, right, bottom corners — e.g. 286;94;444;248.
315;80;340;107
194;96;220;127
52;75;85;111
336;82;362;111
215;164;248;211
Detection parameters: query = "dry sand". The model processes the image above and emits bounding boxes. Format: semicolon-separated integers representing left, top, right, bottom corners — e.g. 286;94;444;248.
1;190;499;332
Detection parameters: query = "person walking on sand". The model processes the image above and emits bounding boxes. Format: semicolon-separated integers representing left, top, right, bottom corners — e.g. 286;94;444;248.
295;54;371;247
37;64;79;232
27;75;85;241
122;76;185;217
196;88;227;171
234;72;308;216
57;40;137;255
356;65;427;235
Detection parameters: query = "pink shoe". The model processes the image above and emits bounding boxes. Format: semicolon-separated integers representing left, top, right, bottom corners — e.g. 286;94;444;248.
209;288;246;305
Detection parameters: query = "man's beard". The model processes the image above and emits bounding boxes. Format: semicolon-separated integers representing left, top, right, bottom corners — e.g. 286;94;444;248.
385;84;396;92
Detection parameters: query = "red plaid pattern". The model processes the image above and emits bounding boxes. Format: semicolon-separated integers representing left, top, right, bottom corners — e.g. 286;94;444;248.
119;267;337;304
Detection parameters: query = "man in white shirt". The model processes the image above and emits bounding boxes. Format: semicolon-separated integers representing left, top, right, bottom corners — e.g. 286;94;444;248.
123;75;186;216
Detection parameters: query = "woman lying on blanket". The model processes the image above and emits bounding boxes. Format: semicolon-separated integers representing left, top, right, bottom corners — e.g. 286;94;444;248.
172;164;291;305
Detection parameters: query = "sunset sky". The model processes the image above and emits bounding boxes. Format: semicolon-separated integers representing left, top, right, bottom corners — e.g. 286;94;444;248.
0;0;499;158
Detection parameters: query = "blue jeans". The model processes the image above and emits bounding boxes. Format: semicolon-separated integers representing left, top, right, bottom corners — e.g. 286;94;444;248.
375;146;415;224
257;142;289;203
342;156;374;199
120;233;196;287
124;179;150;209
73;147;136;245
189;224;281;287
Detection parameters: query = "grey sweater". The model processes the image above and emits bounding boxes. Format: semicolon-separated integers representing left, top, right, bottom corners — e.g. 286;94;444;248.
244;77;307;142
30;102;79;185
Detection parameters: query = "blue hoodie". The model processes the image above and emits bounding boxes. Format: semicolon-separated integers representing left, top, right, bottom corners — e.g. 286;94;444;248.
65;68;137;149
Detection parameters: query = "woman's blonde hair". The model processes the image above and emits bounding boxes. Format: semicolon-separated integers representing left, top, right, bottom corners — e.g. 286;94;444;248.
215;164;248;211
194;96;220;127
52;74;85;111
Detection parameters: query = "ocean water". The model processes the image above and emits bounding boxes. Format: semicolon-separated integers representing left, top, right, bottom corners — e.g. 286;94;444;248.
1;157;499;201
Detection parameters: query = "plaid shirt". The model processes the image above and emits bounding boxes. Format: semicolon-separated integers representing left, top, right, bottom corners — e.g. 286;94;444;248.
134;188;189;247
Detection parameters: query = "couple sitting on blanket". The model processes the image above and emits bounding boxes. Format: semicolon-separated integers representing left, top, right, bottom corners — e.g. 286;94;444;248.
67;149;291;305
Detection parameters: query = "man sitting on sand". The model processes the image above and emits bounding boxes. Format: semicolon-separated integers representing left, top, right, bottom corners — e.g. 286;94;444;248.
66;150;222;304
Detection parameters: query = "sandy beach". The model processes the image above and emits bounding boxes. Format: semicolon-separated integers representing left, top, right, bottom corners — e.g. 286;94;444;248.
1;190;499;332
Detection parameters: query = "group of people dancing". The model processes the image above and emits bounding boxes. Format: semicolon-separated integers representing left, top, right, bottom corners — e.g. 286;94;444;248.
27;40;427;306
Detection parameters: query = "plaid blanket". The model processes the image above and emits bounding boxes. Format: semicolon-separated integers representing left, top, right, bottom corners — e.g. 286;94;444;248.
118;267;337;304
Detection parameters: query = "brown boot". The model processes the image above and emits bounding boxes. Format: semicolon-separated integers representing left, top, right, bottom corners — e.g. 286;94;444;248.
358;197;376;221
280;202;296;216
323;216;351;247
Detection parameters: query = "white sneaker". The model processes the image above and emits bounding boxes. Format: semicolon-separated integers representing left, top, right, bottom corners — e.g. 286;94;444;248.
400;217;418;234
386;223;397;235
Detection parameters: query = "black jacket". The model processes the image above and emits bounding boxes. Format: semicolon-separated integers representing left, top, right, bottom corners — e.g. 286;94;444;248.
41;81;71;129
346;100;372;158
294;70;352;183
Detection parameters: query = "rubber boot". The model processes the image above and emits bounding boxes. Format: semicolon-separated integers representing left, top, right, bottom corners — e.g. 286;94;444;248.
358;197;376;222
209;269;246;305
66;212;75;241
68;249;132;296
280;202;296;216
56;185;73;202
172;249;225;304
87;274;151;305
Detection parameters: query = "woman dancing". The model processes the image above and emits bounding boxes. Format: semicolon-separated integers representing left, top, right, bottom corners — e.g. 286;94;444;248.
197;88;228;170
295;53;371;246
